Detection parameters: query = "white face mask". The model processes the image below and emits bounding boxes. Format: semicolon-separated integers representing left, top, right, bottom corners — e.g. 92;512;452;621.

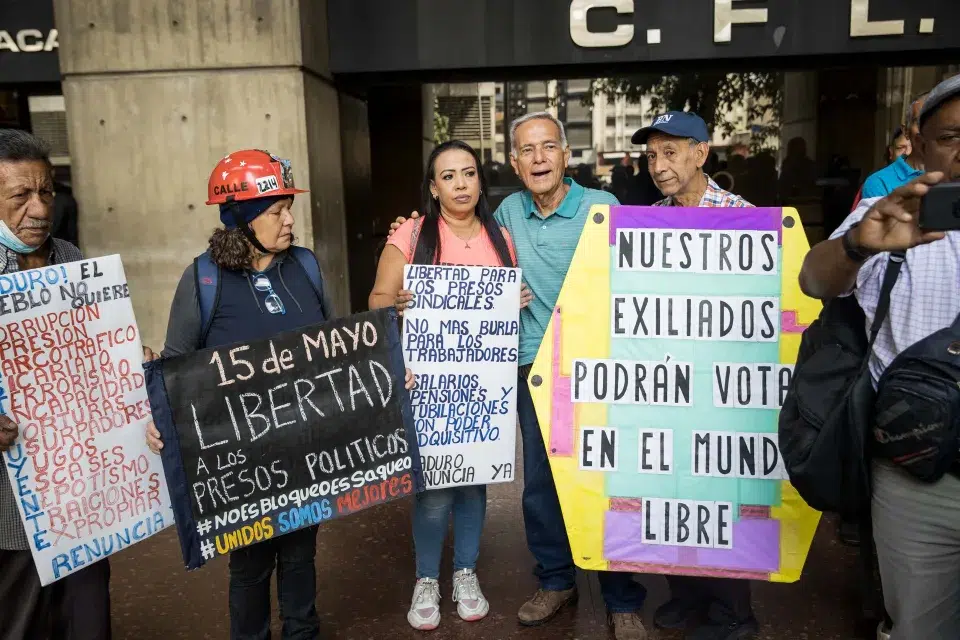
0;220;44;254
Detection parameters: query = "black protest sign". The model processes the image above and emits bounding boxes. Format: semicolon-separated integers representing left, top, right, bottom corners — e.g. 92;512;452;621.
145;308;421;569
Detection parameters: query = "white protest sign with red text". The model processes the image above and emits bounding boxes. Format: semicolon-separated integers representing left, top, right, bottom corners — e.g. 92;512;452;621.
0;255;172;585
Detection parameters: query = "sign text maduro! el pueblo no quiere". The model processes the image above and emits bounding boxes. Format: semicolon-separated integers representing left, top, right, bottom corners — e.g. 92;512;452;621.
0;255;173;585
146;307;422;568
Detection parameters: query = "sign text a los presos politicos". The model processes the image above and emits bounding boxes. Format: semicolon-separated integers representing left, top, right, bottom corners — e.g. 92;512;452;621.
145;307;422;569
0;255;173;585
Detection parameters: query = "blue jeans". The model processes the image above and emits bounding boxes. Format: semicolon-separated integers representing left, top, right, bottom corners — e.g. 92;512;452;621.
412;484;487;579
517;371;646;613
228;526;319;640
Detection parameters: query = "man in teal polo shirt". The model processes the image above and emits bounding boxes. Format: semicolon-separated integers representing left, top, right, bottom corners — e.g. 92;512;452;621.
390;112;648;640
860;93;927;200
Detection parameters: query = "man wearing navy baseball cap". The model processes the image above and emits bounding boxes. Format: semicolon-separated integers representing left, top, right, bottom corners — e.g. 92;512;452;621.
632;110;751;209
632;111;757;640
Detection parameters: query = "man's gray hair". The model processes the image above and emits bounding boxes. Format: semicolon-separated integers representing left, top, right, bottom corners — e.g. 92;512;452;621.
905;91;931;129
0;128;51;165
510;111;568;155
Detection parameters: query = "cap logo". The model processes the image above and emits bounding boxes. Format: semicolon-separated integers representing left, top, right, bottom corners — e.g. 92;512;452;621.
654;114;674;126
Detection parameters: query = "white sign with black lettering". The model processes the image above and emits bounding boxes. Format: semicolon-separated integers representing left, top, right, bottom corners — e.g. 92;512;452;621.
402;264;521;489
713;363;794;409
642;498;734;549
690;431;788;480
611;295;779;342
615;229;779;275
571;358;693;406
637;429;673;474
579;426;619;472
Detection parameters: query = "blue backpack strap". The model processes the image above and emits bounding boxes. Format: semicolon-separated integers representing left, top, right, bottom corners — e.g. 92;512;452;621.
193;251;221;346
289;246;333;319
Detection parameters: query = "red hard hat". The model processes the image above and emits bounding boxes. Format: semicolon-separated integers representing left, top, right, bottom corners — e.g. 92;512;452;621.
206;149;307;205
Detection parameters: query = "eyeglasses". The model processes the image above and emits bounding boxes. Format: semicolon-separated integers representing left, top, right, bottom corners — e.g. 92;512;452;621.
252;274;286;315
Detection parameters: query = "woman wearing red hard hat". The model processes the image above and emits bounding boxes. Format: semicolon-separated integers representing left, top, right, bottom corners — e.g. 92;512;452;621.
145;149;413;638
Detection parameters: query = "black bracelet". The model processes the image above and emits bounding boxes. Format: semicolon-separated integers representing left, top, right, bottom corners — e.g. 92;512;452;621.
841;223;874;262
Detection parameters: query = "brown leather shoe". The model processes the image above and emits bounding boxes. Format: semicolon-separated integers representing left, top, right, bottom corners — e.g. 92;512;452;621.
610;612;649;640
517;587;578;626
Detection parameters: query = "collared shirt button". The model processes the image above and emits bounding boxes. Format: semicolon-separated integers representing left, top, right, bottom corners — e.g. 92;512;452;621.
541;224;546;229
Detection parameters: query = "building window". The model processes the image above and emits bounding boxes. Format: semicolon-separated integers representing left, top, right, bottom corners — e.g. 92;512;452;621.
566;124;592;149
566;100;591;122
527;98;547;113
526;81;548;99
566;79;591;94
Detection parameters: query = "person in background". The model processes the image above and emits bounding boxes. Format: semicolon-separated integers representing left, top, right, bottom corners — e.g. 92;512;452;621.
886;127;911;164
575;163;601;190
0;129;156;640
611;153;635;203
798;74;960;640
370;139;531;631
632;111;758;640
51;173;79;247
859;93;928;202
778;137;819;204
389;112;649;640
146;148;415;640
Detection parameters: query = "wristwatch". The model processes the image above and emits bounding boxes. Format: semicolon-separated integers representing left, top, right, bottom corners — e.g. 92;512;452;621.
842;222;875;262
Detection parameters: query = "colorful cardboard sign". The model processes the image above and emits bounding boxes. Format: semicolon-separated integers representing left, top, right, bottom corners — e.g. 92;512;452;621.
0;255;173;585
528;206;821;582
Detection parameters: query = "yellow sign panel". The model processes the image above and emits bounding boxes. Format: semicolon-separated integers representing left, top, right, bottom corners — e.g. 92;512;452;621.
528;205;821;582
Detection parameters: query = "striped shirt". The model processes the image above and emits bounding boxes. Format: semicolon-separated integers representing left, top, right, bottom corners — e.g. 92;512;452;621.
0;238;83;550
494;178;619;365
652;175;752;208
831;197;960;385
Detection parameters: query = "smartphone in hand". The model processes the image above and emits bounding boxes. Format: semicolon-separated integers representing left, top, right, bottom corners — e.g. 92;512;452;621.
919;182;960;231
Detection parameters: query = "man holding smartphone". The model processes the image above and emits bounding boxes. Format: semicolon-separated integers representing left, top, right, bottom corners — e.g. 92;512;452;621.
798;74;960;640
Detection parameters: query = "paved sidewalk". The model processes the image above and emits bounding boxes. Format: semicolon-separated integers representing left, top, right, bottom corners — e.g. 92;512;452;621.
109;460;871;639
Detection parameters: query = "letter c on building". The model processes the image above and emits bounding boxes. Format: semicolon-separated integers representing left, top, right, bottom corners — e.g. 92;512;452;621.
569;0;635;48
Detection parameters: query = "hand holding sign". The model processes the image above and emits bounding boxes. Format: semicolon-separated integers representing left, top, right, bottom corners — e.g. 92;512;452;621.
395;289;414;317
520;283;534;309
0;415;16;453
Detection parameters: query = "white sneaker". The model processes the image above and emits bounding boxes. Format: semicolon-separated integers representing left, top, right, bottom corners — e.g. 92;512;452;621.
452;568;489;622
407;578;441;630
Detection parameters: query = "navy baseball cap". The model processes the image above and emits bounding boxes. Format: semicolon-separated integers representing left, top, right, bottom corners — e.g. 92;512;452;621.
631;111;710;145
919;74;960;129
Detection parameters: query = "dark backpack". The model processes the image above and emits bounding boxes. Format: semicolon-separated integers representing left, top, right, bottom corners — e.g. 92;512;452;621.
873;308;960;483
778;254;902;518
194;245;332;344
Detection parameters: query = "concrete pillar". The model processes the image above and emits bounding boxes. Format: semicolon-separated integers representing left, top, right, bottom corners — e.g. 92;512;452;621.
54;0;356;349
